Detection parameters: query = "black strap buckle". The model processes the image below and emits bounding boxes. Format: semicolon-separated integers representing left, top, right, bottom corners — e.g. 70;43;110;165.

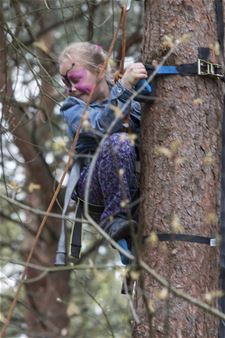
197;58;224;79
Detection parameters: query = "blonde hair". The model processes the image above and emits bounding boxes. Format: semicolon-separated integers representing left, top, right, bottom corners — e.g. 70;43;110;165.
59;42;115;82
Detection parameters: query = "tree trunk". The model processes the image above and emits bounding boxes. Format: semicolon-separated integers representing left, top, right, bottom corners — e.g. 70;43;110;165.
134;1;223;337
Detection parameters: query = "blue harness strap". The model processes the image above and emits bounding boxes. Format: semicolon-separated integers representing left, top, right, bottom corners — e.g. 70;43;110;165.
155;65;179;75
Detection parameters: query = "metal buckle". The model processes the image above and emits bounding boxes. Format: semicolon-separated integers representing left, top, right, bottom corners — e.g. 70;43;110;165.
210;238;217;247
116;0;132;11
197;59;224;79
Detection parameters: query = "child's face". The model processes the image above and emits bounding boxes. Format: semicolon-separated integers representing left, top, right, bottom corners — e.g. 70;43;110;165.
60;59;100;102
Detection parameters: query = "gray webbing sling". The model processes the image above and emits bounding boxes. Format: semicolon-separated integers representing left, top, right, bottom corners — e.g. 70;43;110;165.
55;161;80;265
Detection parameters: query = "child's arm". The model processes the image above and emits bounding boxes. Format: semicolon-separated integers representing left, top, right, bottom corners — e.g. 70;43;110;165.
60;63;146;136
99;62;147;129
60;82;133;137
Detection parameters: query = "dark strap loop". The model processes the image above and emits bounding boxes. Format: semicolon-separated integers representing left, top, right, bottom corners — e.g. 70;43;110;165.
70;198;104;259
70;199;83;259
143;233;217;246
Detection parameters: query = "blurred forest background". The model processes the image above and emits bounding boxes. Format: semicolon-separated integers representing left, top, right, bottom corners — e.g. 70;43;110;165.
0;1;144;337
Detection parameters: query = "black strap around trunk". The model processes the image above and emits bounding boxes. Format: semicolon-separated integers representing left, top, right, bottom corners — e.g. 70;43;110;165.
143;233;216;246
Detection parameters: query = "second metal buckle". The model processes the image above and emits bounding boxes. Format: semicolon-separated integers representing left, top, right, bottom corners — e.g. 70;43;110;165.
197;59;224;79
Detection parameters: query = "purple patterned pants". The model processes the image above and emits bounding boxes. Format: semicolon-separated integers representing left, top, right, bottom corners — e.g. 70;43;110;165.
76;133;138;224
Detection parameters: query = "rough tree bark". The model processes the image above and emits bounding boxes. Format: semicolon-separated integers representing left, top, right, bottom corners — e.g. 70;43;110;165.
134;1;224;337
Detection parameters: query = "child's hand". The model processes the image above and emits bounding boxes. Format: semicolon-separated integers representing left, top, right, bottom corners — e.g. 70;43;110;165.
121;62;148;90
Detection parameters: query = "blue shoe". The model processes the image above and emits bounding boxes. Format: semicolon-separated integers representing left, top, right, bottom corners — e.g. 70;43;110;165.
117;238;132;265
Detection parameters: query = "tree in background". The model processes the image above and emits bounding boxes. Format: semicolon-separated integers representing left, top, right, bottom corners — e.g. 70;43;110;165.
133;1;224;337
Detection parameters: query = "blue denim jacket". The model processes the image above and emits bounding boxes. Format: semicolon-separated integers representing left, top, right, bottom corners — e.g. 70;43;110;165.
60;80;141;153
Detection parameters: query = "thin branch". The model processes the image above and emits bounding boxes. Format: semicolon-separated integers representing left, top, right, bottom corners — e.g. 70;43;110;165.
86;289;115;338
23;0;111;45
0;257;121;272
0;193;83;223
86;0;98;41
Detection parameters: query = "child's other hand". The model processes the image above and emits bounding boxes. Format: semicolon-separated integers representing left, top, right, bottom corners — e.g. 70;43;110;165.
121;63;148;90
